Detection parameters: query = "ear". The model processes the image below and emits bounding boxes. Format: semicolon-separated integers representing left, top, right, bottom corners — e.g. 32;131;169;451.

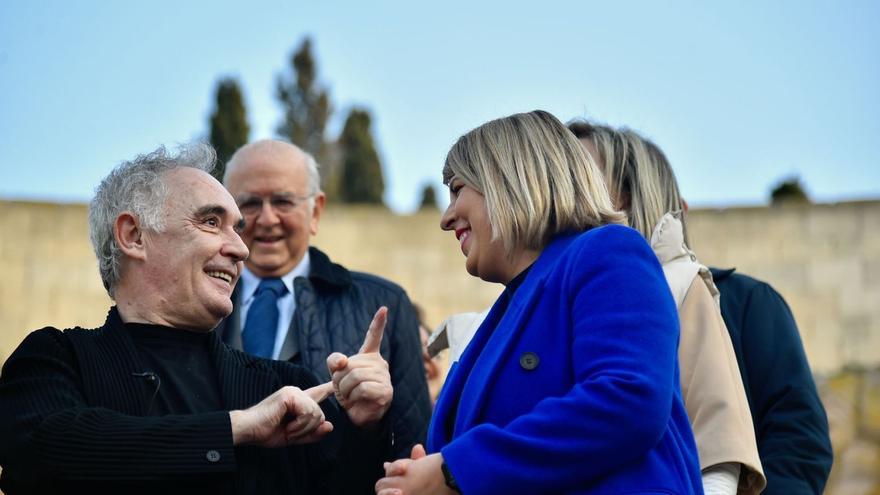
682;198;690;214
309;192;326;236
114;212;147;261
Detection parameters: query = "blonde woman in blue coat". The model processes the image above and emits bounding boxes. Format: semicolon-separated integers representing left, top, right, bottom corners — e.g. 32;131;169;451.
375;110;703;495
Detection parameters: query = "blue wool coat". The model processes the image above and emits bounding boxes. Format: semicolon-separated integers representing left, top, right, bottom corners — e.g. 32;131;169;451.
428;225;703;494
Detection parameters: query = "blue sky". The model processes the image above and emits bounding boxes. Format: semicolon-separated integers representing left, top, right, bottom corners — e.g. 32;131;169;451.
1;1;877;212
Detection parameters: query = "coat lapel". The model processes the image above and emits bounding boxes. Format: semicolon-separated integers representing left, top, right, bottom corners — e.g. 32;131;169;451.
277;314;300;362
427;360;458;450
451;271;547;435
216;283;244;350
66;309;157;415
290;277;333;380
97;319;155;415
446;232;580;438
209;335;280;410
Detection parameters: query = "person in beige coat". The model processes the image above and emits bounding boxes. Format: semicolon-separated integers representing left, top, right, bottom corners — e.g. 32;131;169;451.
569;121;766;495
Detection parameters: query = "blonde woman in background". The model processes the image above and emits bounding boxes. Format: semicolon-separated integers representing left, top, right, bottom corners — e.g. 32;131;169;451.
568;120;766;495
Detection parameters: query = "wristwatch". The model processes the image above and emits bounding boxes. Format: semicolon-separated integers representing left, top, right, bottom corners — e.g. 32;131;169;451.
441;461;462;493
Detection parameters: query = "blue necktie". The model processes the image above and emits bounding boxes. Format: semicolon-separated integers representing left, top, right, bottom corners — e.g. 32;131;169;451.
242;278;287;358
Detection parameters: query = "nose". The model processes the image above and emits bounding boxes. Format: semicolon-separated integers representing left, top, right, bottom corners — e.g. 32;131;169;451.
254;199;280;227
224;228;250;263
440;202;456;231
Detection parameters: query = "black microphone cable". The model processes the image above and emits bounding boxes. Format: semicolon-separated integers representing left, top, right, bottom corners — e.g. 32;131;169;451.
131;371;161;415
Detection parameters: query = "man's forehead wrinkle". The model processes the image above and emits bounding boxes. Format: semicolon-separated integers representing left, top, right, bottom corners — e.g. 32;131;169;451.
237;191;299;200
254;139;306;161
234;141;308;173
165;168;223;199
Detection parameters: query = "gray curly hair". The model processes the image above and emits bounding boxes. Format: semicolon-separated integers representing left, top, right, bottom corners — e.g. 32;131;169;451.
88;143;216;297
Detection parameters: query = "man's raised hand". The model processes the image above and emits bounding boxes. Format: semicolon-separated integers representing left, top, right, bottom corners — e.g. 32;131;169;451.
230;382;335;448
326;306;393;427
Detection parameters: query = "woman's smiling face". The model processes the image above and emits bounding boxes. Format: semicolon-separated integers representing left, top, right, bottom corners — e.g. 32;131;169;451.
440;177;512;284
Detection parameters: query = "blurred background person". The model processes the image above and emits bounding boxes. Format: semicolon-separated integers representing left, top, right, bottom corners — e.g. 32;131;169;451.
569;120;763;494
425;310;487;364
413;303;444;404
708;265;833;495
218;140;432;458
376;110;702;494
570;120;831;494
570;120;763;494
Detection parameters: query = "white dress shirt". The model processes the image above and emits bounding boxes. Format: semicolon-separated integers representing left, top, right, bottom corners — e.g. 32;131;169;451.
238;252;311;360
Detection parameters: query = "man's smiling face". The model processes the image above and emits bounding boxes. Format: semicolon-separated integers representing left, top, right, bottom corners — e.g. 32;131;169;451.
141;167;249;330
224;142;324;278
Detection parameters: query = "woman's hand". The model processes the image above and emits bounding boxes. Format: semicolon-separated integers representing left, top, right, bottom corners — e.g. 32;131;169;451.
375;445;458;495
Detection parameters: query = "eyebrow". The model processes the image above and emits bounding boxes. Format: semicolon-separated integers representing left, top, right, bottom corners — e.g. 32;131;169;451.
196;204;246;230
236;192;301;202
194;205;228;218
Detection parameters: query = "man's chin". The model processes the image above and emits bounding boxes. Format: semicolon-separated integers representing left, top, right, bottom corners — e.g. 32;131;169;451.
245;258;294;278
247;246;284;261
202;302;234;330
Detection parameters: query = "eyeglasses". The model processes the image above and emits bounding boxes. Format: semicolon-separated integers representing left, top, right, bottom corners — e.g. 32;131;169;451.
236;193;314;218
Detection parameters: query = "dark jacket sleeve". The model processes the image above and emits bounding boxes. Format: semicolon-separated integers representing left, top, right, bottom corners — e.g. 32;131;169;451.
326;409;392;495
0;328;236;482
725;280;833;494
384;287;433;458
273;361;391;495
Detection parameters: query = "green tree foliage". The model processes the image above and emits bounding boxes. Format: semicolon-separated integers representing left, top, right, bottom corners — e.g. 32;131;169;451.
419;183;439;210
339;108;385;205
276;37;332;164
770;176;810;205
208;78;250;181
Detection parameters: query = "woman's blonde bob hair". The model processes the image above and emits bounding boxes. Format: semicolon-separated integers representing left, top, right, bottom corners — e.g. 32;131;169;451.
568;120;689;246
443;110;626;255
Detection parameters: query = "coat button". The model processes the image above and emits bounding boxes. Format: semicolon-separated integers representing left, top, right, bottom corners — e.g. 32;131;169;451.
206;450;221;463
519;352;540;370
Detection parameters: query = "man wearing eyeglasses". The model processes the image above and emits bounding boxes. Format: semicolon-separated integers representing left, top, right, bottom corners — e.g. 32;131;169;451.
220;140;431;460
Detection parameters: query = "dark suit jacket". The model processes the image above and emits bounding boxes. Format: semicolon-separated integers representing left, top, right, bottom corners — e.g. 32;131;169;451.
711;268;833;495
216;246;431;458
0;307;387;495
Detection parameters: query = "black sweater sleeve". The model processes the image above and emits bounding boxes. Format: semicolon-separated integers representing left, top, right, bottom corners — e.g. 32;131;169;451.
271;360;391;495
0;328;236;482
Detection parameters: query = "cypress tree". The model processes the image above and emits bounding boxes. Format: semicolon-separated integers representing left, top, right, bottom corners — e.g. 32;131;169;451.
419;183;439;210
339;108;385;205
770;176;810;205
276;37;338;195
208;78;250;181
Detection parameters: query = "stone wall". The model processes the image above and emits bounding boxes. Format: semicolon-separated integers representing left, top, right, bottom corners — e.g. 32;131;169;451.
0;201;111;364
687;200;880;373
1;199;878;375
2;198;879;493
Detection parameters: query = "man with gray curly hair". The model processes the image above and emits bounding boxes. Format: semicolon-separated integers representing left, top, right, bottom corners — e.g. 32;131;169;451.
88;144;213;298
0;143;394;494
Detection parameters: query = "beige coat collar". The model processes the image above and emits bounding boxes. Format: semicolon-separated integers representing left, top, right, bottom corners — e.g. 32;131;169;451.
650;211;720;308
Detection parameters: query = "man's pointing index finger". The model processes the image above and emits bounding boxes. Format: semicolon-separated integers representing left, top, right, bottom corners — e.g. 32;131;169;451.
359;306;388;354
